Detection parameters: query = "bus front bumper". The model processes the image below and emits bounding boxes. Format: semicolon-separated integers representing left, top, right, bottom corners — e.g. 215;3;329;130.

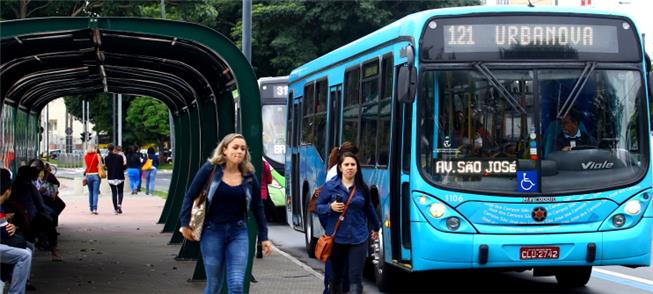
410;217;652;271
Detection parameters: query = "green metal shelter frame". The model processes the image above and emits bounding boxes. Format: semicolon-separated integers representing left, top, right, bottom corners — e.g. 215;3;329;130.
0;17;262;287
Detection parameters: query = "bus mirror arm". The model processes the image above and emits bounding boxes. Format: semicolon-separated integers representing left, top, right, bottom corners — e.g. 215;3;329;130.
397;45;416;104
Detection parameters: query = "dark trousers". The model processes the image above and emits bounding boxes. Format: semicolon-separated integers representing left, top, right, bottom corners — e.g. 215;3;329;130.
109;182;125;211
323;259;350;294
329;241;367;293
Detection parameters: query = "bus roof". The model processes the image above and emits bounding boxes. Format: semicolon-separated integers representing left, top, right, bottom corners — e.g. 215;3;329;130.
258;76;288;86
289;5;639;83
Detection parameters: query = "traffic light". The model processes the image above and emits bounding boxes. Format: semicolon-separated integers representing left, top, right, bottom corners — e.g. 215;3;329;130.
79;131;93;142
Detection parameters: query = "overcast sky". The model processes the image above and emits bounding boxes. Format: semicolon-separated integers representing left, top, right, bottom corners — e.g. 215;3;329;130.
591;0;652;53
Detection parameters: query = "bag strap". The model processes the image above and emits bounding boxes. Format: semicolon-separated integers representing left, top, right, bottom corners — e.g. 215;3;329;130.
197;165;217;202
330;186;356;237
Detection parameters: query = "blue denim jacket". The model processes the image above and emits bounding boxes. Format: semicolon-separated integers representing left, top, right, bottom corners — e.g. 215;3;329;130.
179;162;268;241
316;177;381;245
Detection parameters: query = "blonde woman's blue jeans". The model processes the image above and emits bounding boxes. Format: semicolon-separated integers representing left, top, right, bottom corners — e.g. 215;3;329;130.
199;220;249;294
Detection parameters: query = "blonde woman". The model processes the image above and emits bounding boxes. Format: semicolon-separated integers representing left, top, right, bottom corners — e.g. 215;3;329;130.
179;133;272;294
83;144;101;214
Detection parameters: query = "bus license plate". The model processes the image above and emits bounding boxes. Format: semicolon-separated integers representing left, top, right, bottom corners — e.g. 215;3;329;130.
519;246;560;260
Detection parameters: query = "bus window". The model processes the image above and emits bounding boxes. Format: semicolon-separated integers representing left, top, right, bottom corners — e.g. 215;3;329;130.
315;79;328;158
302;83;315;146
343;68;361;145
360;60;380;165
377;55;393;166
262;104;287;164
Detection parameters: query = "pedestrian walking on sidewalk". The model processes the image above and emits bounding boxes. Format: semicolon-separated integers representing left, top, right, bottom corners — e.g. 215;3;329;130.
321;142;358;294
83;144;101;214
125;146;142;195
316;152;380;294
142;147;159;195
179;133;272;294
105;144;126;214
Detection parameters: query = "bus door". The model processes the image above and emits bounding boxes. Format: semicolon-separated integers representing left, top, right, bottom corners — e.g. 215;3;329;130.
389;62;413;263
290;101;303;230
327;85;343;158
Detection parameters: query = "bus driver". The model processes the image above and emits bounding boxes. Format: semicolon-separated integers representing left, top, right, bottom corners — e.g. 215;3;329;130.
553;110;596;152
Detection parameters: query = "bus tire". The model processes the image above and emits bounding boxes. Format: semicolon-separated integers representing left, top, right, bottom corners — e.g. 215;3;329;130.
554;266;592;287
304;210;317;258
372;229;396;292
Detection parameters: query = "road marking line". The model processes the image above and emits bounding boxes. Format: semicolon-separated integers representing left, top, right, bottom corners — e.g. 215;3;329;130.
272;244;324;280
593;268;653;286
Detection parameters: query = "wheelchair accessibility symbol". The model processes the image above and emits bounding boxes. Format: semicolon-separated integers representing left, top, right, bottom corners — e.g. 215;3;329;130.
517;171;538;192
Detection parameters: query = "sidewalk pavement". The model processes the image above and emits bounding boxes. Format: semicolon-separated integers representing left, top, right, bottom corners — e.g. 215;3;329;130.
26;176;323;293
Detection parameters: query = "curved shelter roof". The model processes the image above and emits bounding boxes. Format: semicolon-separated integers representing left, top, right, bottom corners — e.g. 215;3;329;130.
1;16;262;283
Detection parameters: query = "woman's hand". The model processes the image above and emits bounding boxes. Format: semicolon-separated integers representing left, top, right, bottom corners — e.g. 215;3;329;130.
370;230;379;241
6;223;16;236
179;226;195;241
330;201;345;213
261;240;273;256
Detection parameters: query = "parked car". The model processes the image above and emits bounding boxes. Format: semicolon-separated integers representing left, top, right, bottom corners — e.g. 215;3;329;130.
49;149;62;159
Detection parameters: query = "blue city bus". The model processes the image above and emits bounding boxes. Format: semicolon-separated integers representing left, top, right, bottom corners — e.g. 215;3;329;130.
286;5;652;290
258;76;288;220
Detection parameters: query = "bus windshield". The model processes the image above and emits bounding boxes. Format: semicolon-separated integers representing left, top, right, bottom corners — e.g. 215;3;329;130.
262;104;287;164
418;67;646;195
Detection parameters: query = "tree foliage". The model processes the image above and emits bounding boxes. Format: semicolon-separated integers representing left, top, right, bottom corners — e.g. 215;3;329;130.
125;97;170;147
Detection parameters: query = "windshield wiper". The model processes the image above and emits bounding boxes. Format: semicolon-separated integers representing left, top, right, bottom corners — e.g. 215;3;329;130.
473;62;527;114
557;62;596;119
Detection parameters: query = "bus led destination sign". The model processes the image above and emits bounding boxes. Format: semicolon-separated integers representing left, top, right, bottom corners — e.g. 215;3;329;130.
435;160;517;175
443;24;617;54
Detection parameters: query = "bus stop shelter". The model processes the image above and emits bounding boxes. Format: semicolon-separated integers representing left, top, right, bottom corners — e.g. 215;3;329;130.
0;16;262;287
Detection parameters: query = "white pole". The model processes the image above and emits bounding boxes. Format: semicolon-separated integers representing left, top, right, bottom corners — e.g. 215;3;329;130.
118;94;123;146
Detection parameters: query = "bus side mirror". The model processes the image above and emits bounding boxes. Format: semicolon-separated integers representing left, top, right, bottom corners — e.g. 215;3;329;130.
397;65;416;104
397;45;416;104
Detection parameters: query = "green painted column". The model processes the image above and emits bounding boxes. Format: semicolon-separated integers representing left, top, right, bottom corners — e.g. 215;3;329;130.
157;115;181;223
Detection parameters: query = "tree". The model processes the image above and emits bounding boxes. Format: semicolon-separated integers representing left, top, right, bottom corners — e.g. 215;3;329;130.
125;96;170;148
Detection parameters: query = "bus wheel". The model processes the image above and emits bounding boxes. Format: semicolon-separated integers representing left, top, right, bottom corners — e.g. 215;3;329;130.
555;266;592;287
304;211;317;258
372;229;395;292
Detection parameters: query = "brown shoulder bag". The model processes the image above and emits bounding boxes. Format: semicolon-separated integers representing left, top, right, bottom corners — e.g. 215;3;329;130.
314;186;356;262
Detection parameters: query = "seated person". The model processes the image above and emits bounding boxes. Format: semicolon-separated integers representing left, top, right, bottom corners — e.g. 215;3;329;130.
1;168;33;294
552;111;597;152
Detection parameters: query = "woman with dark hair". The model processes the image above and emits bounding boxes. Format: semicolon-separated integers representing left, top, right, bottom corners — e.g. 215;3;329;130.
325;142;359;181
316;152;380;294
105;144;126;214
13;165;60;261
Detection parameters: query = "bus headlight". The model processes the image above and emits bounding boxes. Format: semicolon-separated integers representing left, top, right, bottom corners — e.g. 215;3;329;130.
612;214;626;227
429;203;446;218
446;217;461;231
624;200;641;215
599;191;651;231
412;193;477;234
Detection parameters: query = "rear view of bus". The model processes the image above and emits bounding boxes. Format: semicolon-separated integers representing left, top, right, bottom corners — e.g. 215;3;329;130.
406;6;652;287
